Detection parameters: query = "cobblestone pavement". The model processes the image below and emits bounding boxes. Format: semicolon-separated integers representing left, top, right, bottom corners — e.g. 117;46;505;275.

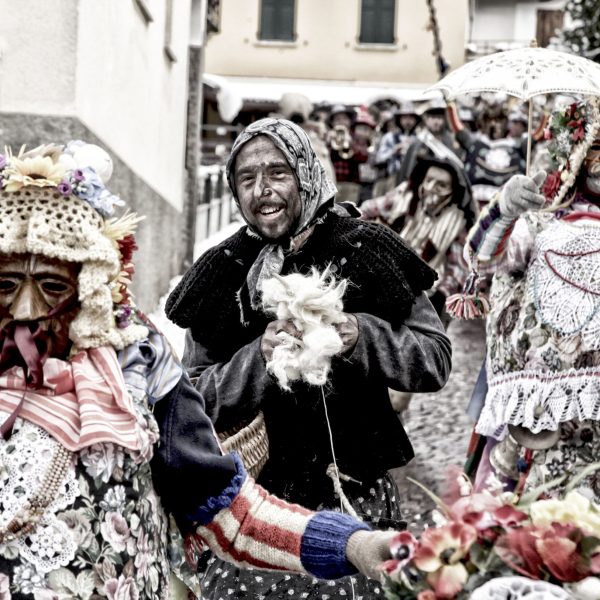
391;318;486;532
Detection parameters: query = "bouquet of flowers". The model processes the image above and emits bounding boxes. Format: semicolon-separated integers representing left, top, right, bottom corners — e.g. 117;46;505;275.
382;473;600;599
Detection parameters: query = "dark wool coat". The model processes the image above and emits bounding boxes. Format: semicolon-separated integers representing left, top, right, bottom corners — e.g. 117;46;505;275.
166;211;452;509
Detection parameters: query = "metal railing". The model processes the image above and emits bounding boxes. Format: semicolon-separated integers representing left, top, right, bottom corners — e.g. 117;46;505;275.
197;164;238;242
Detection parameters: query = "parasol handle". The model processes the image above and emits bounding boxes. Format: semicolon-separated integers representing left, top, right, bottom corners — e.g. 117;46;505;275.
526;98;533;176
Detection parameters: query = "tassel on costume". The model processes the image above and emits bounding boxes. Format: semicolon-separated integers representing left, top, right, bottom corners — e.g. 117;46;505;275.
445;268;490;320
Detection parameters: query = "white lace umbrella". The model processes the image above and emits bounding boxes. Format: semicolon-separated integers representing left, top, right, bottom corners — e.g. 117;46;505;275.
426;46;600;173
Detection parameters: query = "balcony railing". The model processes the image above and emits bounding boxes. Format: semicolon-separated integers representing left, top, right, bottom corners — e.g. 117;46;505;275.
197;164;239;243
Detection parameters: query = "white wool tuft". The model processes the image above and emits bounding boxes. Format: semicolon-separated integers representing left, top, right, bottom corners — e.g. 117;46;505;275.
261;267;347;390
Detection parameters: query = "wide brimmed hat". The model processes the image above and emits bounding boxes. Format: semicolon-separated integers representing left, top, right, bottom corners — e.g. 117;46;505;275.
396;101;419;117
327;104;356;127
418;97;447;116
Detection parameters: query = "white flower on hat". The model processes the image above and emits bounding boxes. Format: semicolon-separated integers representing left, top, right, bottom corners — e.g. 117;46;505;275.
66;142;114;184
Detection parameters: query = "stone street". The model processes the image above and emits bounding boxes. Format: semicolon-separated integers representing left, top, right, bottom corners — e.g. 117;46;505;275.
391;318;486;531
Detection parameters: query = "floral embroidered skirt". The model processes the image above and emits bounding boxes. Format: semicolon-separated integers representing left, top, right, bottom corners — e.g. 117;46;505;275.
527;420;600;502
199;473;404;599
473;420;600;503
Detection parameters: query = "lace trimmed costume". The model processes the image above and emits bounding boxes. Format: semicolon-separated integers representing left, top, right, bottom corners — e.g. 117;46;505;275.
0;332;178;600
468;197;600;499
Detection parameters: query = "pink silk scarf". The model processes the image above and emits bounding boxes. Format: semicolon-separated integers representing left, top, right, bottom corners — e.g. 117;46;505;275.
0;346;141;451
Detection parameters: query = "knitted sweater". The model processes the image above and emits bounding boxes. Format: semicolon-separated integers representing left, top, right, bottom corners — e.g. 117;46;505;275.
467;198;600;439
152;350;370;580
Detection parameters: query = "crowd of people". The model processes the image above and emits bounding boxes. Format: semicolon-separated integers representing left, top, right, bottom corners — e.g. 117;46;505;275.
0;91;599;600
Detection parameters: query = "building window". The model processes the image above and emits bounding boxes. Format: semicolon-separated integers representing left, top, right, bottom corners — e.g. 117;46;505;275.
259;0;295;42
359;0;396;44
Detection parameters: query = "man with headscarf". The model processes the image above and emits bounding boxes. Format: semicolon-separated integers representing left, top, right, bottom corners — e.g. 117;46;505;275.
166;118;452;598
0;140;418;599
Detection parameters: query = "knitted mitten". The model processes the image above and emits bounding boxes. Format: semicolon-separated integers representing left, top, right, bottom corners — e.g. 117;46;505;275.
345;529;397;581
498;171;547;218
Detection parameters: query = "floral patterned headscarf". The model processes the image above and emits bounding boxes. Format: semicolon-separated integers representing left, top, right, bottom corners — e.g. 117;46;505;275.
226;118;338;310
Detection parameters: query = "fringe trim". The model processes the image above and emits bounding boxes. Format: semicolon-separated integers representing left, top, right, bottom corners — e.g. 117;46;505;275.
476;367;600;438
445;292;490;319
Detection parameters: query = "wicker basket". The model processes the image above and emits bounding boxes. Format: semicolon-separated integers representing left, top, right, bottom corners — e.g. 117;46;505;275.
218;411;269;479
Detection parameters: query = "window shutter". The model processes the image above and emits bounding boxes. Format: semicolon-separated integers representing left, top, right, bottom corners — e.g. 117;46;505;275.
260;0;295;41
360;0;395;44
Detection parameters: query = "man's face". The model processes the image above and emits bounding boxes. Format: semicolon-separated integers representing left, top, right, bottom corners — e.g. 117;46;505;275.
331;112;352;130
583;142;600;199
423;113;445;134
418;165;454;217
234;136;302;240
480;114;507;140
0;254;79;358
399;115;417;131
353;123;373;142
508;120;526;138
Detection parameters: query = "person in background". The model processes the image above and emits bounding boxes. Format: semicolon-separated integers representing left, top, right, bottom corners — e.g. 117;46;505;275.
166;118;452;598
395;98;461;185
361;156;475;414
376;102;421;179
351;105;378;204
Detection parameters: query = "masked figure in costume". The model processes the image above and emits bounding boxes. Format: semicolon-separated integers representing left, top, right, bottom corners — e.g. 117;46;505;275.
464;98;600;500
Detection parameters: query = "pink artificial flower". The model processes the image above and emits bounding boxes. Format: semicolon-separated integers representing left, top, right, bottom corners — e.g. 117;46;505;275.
495;525;544;579
417;591;437;600
413;522;478;599
382;531;419;577
572;126;585;142
493;504;529;527
536;523;594;583
542;170;562;200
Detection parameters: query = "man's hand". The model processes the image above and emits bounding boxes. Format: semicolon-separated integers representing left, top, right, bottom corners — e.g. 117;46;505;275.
346;529;397;581
498;171;547;218
261;319;302;362
335;313;359;356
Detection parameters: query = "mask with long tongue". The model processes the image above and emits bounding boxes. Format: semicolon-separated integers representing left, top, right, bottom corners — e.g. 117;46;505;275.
0;292;78;439
0;320;51;389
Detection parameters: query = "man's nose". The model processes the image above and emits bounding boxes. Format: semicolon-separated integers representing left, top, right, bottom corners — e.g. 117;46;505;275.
253;171;268;198
10;280;48;321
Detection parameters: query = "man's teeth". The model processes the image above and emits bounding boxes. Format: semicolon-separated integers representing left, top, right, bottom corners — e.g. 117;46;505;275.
260;206;282;215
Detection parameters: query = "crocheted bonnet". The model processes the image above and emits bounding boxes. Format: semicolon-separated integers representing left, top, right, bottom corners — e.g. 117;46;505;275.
542;96;600;208
0;142;147;350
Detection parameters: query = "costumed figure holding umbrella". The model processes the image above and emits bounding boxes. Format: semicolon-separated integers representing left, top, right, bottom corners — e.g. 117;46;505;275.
427;43;600;499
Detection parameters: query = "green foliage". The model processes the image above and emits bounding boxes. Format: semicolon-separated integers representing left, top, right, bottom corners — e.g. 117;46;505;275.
562;0;600;62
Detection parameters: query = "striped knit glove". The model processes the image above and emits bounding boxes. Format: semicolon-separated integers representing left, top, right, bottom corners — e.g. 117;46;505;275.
345;529;397;581
498;171;546;218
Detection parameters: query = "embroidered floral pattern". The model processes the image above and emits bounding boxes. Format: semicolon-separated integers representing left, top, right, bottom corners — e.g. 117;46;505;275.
0;391;187;600
480;212;600;439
